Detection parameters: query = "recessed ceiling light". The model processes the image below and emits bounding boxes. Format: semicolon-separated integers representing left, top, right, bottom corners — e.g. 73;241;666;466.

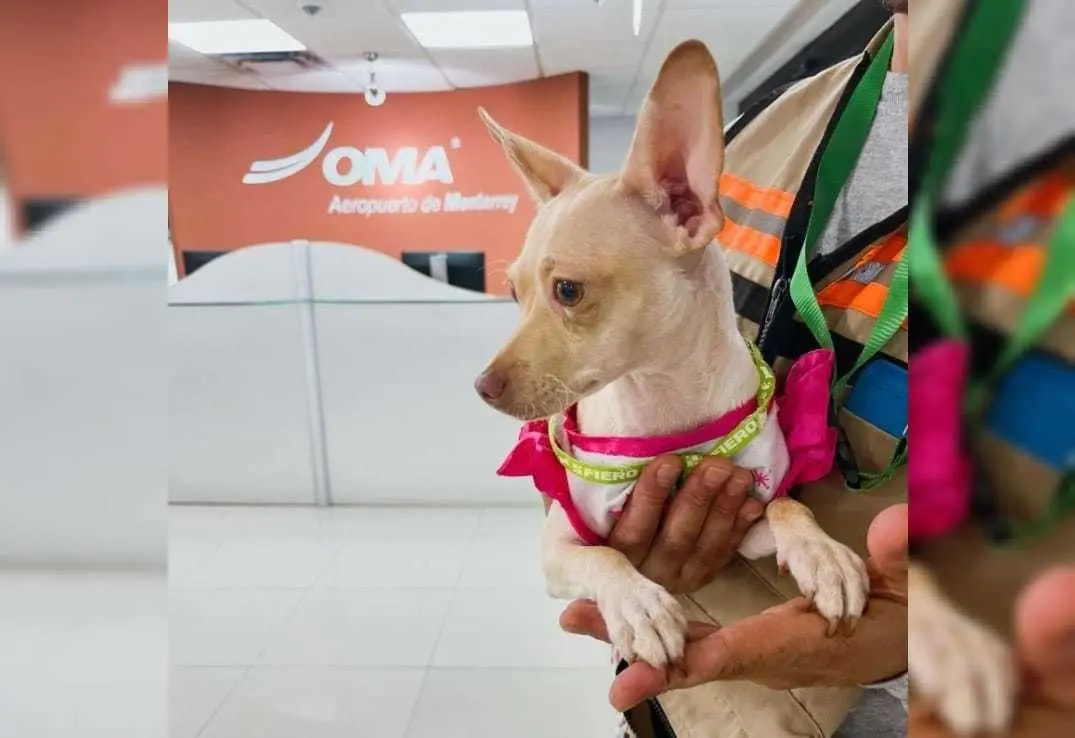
401;10;533;49
168;19;306;55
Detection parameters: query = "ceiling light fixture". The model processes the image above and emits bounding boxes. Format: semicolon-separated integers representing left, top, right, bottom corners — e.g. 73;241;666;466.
364;52;386;107
633;0;643;36
401;10;533;49
167;19;306;55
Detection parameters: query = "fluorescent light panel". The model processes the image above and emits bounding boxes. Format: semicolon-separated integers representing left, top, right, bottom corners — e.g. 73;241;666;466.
168;19;305;55
401;10;533;49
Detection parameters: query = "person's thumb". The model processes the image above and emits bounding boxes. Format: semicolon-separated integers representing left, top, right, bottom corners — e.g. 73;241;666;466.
867;504;908;595
1014;566;1075;707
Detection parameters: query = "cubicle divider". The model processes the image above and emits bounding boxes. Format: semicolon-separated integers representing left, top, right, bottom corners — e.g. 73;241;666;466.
168;240;534;506
0;188;167;569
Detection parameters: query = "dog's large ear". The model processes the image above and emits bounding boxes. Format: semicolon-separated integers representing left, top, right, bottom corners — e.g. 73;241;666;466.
478;107;586;204
619;40;725;252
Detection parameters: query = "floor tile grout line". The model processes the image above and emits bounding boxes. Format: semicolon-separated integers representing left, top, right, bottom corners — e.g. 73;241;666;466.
192;664;251;738
423;507;486;669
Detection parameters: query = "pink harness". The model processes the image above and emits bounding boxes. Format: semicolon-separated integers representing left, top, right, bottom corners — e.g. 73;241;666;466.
498;349;839;543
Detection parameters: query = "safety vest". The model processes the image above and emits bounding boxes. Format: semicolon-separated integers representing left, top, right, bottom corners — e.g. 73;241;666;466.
627;19;912;738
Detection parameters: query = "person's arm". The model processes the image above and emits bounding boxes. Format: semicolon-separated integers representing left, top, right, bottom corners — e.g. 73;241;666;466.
561;504;909;709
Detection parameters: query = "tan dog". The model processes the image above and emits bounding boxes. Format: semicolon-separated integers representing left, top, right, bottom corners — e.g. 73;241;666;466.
473;40;868;679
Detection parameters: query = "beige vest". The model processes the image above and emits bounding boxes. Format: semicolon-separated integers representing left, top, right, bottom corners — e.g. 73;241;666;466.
627;5;966;734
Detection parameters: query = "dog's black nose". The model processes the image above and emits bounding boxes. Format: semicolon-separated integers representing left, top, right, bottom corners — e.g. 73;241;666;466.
474;370;507;403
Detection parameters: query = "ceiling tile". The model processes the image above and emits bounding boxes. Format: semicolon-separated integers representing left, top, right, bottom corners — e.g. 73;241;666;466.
330;56;453;92
168;42;226;71
641;6;793;78
239;0;422;58
263;69;365;92
168;0;256;23
531;4;651;77
665;0;794;8
431;48;540;88
388;0;526;10
169;69;271;90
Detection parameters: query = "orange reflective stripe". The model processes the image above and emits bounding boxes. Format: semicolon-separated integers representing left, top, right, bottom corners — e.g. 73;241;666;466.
718;217;780;268
719;172;794;218
870;235;907;264
818;280;889;318
996;172;1071;221
945;241;1043;298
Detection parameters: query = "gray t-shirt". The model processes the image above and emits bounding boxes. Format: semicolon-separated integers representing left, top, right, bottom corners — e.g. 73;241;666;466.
812;72;908;259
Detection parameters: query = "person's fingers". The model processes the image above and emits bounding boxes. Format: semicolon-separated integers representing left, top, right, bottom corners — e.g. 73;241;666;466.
607;623;724;711
679;470;761;591
641;460;746;590
559;600;611;642
1014;566;1075;707
867;503;909;599
607;456;680;567
610;664;669;712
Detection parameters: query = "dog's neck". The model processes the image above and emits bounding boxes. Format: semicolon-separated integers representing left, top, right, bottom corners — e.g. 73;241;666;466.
577;244;760;438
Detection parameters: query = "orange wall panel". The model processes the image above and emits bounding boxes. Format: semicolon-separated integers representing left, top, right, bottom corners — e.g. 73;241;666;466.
169;73;587;295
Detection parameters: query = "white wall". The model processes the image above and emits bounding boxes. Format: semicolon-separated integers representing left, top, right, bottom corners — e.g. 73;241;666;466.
588;116;635;174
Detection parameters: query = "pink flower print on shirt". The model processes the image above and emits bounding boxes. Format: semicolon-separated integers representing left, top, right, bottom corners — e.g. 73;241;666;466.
752;468;771;492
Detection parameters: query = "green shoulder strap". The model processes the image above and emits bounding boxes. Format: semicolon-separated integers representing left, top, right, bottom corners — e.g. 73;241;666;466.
787;31;907;491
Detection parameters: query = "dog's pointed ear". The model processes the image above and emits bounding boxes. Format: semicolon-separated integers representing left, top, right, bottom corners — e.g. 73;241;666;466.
619;40;725;252
478;107;586;204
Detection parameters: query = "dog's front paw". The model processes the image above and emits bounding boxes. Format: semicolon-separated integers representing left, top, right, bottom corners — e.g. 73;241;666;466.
778;533;869;634
911;591;1016;736
598;576;687;669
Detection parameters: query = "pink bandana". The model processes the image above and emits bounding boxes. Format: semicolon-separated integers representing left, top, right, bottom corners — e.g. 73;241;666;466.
497;349;838;543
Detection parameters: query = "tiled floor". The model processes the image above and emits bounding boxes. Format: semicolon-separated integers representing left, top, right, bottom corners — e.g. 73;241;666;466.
169;505;621;738
0;570;166;738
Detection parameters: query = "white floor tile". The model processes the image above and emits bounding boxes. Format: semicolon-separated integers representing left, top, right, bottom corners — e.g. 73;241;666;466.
432;588;610;668
405;668;620;738
170;589;306;666
200;667;425;738
257;588;453;667
321;537;470;588
457;507;545;589
170;668;244;738
169;538;223;585
0;572;166;738
176;538;340;589
342;507;484;542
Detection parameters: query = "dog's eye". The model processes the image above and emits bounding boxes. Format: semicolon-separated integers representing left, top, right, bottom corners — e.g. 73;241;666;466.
553;279;584;307
508;284;518;303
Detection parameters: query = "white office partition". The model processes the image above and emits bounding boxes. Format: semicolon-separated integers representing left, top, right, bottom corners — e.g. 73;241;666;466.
0;188;166;569
167;240;536;506
315;301;532;505
169;243;318;504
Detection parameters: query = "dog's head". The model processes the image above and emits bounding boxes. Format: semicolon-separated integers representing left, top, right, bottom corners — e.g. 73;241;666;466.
475;40;727;420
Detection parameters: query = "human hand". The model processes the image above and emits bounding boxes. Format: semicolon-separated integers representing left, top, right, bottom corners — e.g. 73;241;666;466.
908;566;1075;737
562;503;909;711
604;455;764;594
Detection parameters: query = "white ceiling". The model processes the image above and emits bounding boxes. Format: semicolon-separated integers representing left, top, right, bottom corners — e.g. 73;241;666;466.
168;0;801;116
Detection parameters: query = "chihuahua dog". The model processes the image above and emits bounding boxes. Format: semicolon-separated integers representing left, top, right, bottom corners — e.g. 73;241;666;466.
473;39;868;684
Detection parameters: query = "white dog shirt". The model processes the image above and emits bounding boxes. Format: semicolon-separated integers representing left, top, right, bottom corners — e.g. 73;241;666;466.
498;344;838;544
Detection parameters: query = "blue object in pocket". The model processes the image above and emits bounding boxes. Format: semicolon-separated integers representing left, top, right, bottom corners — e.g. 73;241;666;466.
843;359;908;438
986;353;1075;472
